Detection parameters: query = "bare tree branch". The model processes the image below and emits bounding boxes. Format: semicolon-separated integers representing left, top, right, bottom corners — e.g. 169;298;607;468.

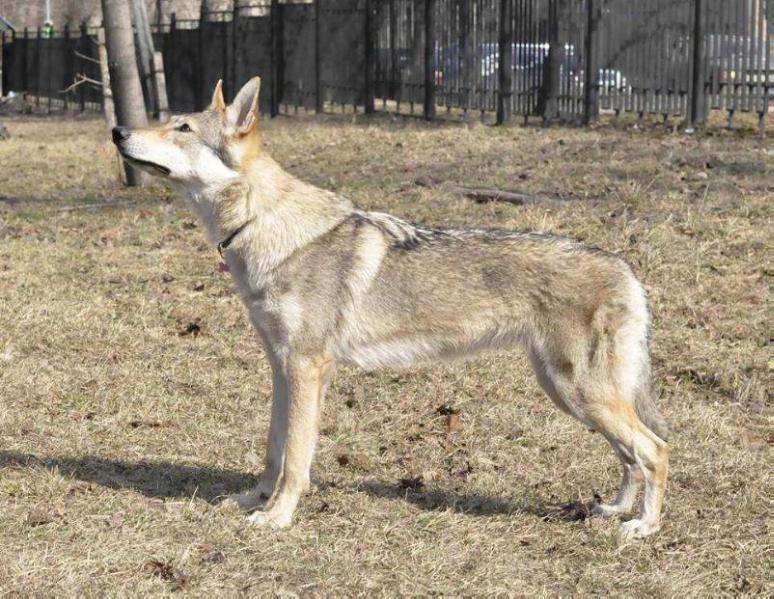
60;74;102;94
74;49;101;65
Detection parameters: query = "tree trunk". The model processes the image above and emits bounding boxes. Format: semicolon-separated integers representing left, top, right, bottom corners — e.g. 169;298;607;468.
101;0;148;186
97;27;125;184
131;0;157;116
97;29;117;131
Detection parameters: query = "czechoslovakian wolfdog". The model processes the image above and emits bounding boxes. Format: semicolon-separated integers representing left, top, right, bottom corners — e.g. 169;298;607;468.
112;77;669;538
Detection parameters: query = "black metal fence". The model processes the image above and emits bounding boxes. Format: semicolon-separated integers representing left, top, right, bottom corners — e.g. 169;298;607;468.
2;0;771;128
1;23;104;111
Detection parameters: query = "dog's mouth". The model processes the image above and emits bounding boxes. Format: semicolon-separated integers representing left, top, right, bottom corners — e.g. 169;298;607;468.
118;152;171;176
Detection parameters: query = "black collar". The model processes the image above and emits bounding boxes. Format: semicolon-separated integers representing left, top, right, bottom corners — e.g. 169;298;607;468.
217;219;253;259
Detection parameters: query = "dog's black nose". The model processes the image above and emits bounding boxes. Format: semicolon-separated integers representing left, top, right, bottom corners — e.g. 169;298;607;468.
112;126;131;144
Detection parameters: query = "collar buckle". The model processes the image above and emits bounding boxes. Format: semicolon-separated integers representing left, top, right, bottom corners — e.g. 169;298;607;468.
216;219;253;259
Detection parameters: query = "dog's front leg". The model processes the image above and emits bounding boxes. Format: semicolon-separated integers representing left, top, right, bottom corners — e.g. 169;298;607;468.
248;356;330;528
224;365;289;511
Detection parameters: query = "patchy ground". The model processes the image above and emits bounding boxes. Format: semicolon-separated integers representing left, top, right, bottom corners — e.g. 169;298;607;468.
0;113;769;595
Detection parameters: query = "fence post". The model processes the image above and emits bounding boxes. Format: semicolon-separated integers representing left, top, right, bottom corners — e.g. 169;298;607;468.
78;23;86;111
689;0;706;126
423;0;436;120
168;13;176;110
389;0;398;103
36;27;41;108
221;8;228;102
364;0;375;113
497;0;513;124
460;0;473;113
231;1;238;100
0;30;6;98
582;0;598;124
63;24;70;110
541;0;561;122
194;2;207;110
22;28;29;101
270;0;283;117
46;24;53;112
20;28;27;100
315;0;323;112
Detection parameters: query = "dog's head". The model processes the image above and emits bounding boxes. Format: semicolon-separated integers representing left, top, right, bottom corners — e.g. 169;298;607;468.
112;77;262;190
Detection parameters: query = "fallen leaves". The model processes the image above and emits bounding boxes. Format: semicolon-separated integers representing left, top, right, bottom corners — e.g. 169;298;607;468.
143;559;189;590
128;419;162;429
446;412;462;433
540;501;590;523
336;453;370;471
179;321;202;337
437;404;463;434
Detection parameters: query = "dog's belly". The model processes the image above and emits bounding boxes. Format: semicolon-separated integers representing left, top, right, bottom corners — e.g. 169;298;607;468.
336;328;527;370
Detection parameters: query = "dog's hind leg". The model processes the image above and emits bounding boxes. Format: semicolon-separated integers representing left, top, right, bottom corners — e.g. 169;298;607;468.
536;362;666;535
530;353;645;519
248;356;331;528
530;322;668;537
586;401;668;538
584;283;668;536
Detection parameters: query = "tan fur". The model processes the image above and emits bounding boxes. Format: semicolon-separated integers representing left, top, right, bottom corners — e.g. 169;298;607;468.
112;77;670;538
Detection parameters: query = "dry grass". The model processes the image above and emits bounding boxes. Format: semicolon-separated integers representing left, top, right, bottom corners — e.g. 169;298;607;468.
0;112;769;596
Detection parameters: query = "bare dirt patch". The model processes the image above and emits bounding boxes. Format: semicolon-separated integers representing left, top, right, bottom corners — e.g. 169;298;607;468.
0;114;769;595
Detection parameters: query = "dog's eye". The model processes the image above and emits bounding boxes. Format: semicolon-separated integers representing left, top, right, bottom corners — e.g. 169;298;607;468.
177;123;192;133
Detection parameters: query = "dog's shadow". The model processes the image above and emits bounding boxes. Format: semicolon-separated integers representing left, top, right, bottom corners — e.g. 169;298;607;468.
0;451;591;522
0;451;257;503
355;481;591;522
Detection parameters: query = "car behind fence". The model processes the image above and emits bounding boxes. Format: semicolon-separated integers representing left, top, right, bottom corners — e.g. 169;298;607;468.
1;0;770;129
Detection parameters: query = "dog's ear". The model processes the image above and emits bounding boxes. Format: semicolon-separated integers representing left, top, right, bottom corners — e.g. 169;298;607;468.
210;79;226;113
226;77;261;135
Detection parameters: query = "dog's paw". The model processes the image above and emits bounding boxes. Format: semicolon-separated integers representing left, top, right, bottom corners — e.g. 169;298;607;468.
592;503;630;518
247;509;293;529
221;491;267;512
620;518;660;539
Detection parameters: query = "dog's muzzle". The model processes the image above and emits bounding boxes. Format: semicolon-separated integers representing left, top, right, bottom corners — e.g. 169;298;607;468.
111;127;171;176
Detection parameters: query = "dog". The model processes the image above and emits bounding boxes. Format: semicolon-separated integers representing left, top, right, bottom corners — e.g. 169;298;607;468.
111;76;669;538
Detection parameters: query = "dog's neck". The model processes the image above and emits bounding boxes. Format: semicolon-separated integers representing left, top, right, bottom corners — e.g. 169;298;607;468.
183;155;354;285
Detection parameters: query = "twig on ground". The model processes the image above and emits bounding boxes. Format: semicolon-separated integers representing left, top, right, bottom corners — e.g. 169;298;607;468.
51;199;140;212
414;175;559;206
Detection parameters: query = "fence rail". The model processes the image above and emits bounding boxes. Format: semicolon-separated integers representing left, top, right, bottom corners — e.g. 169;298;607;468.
2;0;771;129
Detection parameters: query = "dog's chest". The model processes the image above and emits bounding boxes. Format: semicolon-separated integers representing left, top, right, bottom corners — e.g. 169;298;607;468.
226;258;295;347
